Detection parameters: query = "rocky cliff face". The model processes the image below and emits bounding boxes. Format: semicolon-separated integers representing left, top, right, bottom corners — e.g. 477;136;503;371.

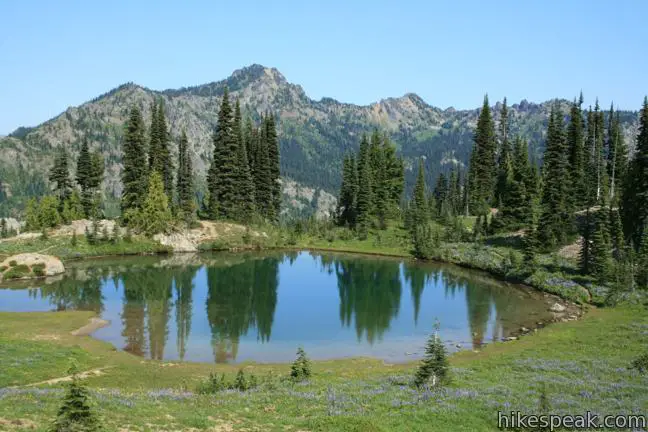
0;64;641;218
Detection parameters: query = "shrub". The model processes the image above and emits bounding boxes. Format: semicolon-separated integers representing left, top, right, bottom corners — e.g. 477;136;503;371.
196;373;227;394
4;264;31;280
32;263;46;277
631;352;648;374
0;265;7;272
71;232;78;246
290;347;312;382
196;370;258;394
8;260;17;267
414;322;450;388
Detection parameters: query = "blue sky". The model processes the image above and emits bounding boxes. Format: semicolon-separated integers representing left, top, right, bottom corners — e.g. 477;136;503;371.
0;0;646;134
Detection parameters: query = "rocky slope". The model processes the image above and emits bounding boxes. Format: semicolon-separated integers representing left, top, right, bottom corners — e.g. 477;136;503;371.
0;64;641;217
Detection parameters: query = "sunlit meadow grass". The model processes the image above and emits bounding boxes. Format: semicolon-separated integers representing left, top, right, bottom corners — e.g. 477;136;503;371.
0;306;646;431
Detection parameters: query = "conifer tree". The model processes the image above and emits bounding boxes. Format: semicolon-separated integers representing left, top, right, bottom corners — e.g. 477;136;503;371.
356;149;373;236
62;190;85;223
156;100;174;199
567;93;586;210
369;130;388;228
265;113;281;221
622;97;648;248
148;99;160;170
433;172;448;219
495;97;511;207
89;152;104;217
411;158;428;229
468;95;497;216
414;322;450;388
207;88;237;219
497;136;530;230
49;146;73;210
607;110;627;203
382;134;405;216
290;347;312;381
233;99;256;221
25;198;40;231
126;171;173;236
39;195;62;228
176;130;195;222
121;106;148;219
524;226;539;270
590;206;612;281
244;116;256;168
587;101;608;204
50;363;101;432
253;122;272;218
579;208;594;275
336;154;358;227
609;206;625;260
538;105;570;249
0;218;6;239
76;138;94;216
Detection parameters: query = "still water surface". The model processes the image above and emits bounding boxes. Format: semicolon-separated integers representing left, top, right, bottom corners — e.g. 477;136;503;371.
0;251;554;363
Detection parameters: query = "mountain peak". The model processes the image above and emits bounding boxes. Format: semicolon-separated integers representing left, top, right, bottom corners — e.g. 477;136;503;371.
231;64;286;84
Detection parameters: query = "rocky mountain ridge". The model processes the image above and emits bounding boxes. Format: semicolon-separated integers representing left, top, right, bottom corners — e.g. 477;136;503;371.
0;64;641;218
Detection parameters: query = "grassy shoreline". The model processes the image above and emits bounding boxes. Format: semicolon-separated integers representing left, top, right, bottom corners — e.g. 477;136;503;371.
0;307;646;431
0;223;607;305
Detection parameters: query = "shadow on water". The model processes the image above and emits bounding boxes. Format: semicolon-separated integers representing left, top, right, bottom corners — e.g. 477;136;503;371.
0;252;554;363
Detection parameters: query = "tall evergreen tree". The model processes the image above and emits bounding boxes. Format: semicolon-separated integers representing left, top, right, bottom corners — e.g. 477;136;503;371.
207;88;238;219
148;99;160;170
49;146;73;210
156;100;174;199
121;106;148;219
468;95;497;216
411;158;428;229
621;97;648;248
587;101;608;204
253;119;272;218
76;138;94;216
176;130;195;221
369;130;388;228
356;148;373;234
590;205;612;281
538;105;571;249
382;134;405;216
233;99;256;220
607;110;627;204
567;93;586;210
498;136;531;229
579;207;594;275
495;97;511;206
609;206;625;260
265;113;281;221
336;154;358;227
127;171;173;236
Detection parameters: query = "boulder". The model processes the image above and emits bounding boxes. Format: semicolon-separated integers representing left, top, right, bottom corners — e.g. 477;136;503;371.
0;253;65;281
549;302;566;313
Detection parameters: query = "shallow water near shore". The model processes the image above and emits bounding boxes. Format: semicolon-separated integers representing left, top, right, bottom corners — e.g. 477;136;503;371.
0;251;555;363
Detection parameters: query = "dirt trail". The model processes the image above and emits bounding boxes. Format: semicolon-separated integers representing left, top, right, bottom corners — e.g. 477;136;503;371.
11;367;112;388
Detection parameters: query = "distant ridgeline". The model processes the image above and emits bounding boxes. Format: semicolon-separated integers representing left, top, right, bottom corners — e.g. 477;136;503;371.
0;64;641;218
